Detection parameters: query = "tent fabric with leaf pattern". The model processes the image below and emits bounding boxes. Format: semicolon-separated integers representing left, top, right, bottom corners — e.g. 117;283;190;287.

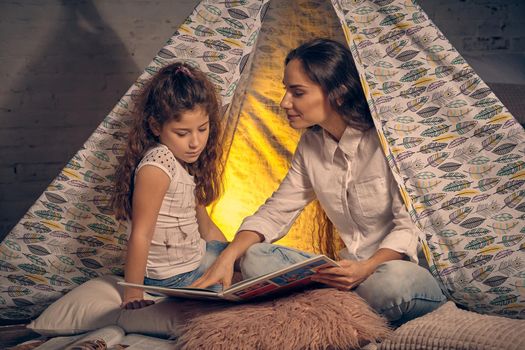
1;0;524;321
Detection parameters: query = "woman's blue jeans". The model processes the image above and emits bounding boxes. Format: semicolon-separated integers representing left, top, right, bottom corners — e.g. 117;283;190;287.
144;240;228;292
239;243;446;324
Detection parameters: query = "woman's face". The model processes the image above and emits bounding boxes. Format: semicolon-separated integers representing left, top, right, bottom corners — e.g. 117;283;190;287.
280;59;338;130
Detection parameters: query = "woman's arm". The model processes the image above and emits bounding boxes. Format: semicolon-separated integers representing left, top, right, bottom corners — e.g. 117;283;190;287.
375;177;419;262
122;165;170;309
193;134;317;289
195;205;227;242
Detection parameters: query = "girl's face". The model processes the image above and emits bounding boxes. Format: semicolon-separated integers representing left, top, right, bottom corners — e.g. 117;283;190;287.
280;59;338;130
152;106;210;164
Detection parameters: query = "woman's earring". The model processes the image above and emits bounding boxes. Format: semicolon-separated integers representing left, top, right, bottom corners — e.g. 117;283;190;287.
336;86;348;107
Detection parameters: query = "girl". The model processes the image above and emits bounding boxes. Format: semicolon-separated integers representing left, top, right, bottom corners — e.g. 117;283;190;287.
193;39;446;324
111;62;227;310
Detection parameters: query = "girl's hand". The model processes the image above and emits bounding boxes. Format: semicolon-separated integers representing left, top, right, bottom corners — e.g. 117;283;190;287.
120;298;155;310
190;252;236;290
311;259;375;291
121;287;155;310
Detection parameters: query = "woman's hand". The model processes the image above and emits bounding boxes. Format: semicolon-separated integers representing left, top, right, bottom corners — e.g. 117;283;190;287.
311;259;375;291
312;249;406;290
191;230;263;289
190;251;237;290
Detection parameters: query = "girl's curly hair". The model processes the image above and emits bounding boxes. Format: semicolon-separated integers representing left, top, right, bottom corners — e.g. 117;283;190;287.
111;62;224;221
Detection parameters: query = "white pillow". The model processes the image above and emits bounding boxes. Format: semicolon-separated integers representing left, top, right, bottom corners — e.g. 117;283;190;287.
27;275;173;337
28;275;123;335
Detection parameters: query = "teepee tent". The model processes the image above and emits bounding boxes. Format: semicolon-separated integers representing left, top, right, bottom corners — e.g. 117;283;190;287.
1;0;524;321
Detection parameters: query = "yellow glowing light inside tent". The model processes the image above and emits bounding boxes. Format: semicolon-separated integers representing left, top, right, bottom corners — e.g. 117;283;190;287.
204;0;347;253
208;79;316;253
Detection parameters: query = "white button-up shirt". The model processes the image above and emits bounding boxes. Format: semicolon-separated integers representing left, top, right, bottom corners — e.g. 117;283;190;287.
238;126;419;262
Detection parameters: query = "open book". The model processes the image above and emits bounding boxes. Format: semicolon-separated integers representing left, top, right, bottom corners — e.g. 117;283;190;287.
34;325;175;350
118;254;339;301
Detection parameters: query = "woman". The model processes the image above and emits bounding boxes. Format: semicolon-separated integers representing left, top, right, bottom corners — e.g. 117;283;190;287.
193;38;446;324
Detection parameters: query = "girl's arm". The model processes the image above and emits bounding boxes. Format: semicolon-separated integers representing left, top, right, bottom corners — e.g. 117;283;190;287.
122;165;170;309
195;205;227;242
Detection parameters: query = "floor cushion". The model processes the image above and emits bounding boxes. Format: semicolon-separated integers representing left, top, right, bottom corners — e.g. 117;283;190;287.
172;288;392;350
379;301;525;350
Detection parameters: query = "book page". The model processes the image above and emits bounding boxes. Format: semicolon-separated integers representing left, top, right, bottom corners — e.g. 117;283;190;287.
117;255;339;302
108;334;176;350
224;255;339;300
117;281;224;300
65;325;125;349
34;334;85;350
34;325;126;350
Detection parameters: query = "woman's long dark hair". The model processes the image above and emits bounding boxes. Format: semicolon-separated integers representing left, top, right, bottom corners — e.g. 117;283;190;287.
285;38;373;131
111;62;224;221
285;38;373;258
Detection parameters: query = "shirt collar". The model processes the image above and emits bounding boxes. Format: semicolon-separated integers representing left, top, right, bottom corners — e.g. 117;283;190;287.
322;126;365;163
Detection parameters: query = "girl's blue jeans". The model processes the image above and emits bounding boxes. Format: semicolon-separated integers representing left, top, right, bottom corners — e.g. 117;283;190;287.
143;240;228;292
239;243;446;324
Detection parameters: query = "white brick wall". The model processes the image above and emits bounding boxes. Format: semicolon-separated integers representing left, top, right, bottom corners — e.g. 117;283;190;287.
1;0;524;239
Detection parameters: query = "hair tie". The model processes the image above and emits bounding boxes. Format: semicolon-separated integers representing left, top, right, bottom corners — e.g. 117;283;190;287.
175;65;192;77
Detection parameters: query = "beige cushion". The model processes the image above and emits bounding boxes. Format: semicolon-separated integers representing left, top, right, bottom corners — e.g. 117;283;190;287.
379;301;525;350
27;274;235;337
27;275;166;337
27;275;123;335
